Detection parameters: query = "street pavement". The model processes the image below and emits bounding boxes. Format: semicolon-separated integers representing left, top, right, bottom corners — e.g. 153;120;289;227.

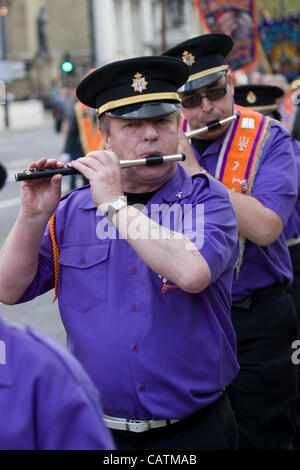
0;120;69;346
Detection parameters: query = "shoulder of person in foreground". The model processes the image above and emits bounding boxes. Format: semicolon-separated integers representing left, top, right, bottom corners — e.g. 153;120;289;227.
0;317;115;450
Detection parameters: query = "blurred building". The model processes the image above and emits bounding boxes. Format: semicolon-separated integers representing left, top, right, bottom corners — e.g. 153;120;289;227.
92;0;201;64
3;0;201;99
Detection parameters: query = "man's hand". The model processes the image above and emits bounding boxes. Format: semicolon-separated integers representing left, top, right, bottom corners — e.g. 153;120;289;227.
21;158;64;220
71;150;124;212
177;129;203;176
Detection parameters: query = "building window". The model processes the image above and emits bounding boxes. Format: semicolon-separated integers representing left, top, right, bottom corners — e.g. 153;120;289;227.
167;0;184;26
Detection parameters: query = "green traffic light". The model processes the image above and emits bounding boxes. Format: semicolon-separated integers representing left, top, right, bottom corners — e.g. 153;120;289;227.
61;61;74;73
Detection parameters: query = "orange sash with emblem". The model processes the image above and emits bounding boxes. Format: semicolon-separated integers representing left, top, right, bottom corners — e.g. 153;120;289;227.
216;105;271;275
181;106;271;275
74;101;104;154
215;105;269;195
180;106;270;195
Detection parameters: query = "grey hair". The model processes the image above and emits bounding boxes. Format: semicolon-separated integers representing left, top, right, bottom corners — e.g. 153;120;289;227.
98;113;111;135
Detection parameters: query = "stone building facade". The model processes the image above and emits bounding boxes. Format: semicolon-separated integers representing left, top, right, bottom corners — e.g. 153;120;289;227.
2;0;201;98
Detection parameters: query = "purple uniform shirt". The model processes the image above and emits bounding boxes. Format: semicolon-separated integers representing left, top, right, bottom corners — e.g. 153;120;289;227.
0;316;115;450
17;165;239;420
284;139;300;240
192;118;297;301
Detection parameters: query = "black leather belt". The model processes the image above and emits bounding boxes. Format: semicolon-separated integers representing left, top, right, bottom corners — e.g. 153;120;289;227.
232;283;285;310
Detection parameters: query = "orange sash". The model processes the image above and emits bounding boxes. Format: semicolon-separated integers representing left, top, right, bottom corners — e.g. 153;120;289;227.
217;105;271;276
74;101;103;154
180;106;269;196
181;106;271;276
179;114;188;132
215;105;269;195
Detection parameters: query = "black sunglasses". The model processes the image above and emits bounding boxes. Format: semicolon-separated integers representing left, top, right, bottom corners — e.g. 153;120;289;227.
181;82;228;109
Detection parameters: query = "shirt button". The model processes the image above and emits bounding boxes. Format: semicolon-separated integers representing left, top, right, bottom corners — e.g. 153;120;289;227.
81;258;86;264
131;305;137;311
140;386;145;392
132;267;137;274
133;345;138;352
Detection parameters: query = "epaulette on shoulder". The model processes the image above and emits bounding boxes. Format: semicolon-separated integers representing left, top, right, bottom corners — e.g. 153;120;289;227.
60;184;91;202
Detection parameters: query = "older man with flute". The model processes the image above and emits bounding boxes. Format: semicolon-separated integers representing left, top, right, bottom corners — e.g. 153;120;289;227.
0;56;240;450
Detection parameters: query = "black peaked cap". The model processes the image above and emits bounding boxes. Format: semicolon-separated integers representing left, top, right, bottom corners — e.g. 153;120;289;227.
76;56;190;119
234;84;284;115
162;33;233;91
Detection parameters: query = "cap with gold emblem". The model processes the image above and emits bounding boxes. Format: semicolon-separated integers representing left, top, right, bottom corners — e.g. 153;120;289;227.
162;33;233;92
234;84;284;115
76;56;190;120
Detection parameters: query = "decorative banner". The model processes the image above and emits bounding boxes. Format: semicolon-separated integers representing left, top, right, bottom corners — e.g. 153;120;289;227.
193;0;259;73
259;15;300;83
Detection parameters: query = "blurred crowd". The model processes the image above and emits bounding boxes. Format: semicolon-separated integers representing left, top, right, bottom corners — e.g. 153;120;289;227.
48;84;77;135
233;69;300;138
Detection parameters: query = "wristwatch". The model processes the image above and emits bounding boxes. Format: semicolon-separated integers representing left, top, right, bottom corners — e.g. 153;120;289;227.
106;197;127;225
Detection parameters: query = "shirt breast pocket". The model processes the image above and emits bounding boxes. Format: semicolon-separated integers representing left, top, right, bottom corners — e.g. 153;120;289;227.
59;242;109;312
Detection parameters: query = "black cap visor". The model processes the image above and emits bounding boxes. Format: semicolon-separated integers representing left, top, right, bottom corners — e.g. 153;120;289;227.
105;101;180;120
178;70;226;92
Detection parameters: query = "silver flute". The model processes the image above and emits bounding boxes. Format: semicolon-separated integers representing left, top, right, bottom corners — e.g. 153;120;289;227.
185;114;238;138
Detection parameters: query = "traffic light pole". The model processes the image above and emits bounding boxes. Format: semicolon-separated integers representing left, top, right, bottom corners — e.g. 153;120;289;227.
60;52;75;86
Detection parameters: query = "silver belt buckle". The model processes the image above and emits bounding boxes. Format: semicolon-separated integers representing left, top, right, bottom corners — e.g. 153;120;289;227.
103;414;179;432
126;420;150;432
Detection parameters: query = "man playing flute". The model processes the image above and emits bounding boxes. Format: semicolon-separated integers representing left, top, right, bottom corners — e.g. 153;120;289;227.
0;55;240;450
163;33;298;450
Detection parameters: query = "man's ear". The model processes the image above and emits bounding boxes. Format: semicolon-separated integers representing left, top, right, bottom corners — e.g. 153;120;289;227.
102;132;111;150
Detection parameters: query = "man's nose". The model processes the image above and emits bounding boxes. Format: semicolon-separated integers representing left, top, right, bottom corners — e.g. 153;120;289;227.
200;96;214;113
143;123;159;140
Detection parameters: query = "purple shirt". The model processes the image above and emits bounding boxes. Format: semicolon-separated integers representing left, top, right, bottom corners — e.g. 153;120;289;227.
0;316;115;450
192;118;297;301
284;139;300;240
17;165;239;420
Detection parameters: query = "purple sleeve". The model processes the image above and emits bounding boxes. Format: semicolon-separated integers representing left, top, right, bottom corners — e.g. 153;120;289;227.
16;223;55;303
184;175;239;283
292;139;300;194
39;382;115;450
27;328;115;450
251;122;297;225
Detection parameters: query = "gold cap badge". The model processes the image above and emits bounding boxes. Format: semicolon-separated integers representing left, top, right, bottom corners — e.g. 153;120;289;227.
182;51;195;66
246;91;257;104
131;73;148;93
